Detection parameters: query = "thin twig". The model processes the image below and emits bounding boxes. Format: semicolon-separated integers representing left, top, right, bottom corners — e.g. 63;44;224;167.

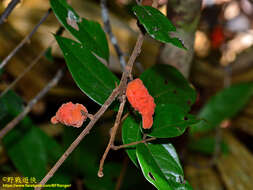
114;157;128;190
0;42;54;98
211;125;223;164
35;86;121;190
152;0;158;7
0;26;65;98
97;34;144;178
121;113;129;123
0;68;64;139
100;0;126;70
0;0;20;26
123;34;144;79
98;95;126;177
36;32;144;189
111;137;156;150
0;8;52;70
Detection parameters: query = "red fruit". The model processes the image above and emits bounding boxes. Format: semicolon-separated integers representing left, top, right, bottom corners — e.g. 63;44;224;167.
126;79;156;129
211;25;225;49
51;102;88;128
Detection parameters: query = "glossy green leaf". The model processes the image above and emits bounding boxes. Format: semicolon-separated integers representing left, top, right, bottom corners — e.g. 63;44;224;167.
140;64;196;111
133;5;185;49
140;64;197;138
190;83;253;134
50;0;109;60
136;143;193;190
122;116;142;166
55;36;119;105
189;136;229;155
150;105;198;138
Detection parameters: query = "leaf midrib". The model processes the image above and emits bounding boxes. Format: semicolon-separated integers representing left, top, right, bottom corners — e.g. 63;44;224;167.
137;6;173;38
153;119;196;133
146;144;184;189
144;143;173;189
62;40;115;96
56;1;106;59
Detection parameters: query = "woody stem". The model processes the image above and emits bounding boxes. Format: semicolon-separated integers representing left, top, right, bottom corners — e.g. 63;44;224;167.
98;95;126;177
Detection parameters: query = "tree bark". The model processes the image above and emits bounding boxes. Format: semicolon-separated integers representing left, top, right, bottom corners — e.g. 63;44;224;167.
159;0;202;78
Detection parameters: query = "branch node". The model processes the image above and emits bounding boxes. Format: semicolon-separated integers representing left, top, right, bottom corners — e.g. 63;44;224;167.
97;171;104;178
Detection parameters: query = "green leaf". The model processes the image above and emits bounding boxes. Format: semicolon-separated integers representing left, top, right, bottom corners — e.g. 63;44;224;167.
5;127;47;178
3;124;64;180
55;36;119;105
150;105;198;138
132;5;185;49
140;64;196;112
136;143;192;190
62;127;103;175
122;116;142;166
189;136;229;155
0;91;33;146
50;0;108;59
0;91;23;119
140;64;197;138
37;128;63;164
0;92;65;181
190;83;253;134
44;47;54;62
50;0;109;60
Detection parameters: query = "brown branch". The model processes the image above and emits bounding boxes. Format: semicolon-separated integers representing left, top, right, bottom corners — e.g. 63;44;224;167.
35;86;120;189
97;34;145;178
111;137;156;150
100;0;126;70
0;0;20;26
0;42;54;98
0;26;65;98
35;32;144;189
35;86;121;190
0;8;52;70
121;113;129;123
98;95;126;177
159;0;201;78
35;30;144;189
152;0;158;7
122;34;144;80
0;68;64;139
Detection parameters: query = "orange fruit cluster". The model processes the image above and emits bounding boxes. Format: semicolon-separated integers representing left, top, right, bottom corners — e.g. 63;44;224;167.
51;102;88;128
126;79;156;129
